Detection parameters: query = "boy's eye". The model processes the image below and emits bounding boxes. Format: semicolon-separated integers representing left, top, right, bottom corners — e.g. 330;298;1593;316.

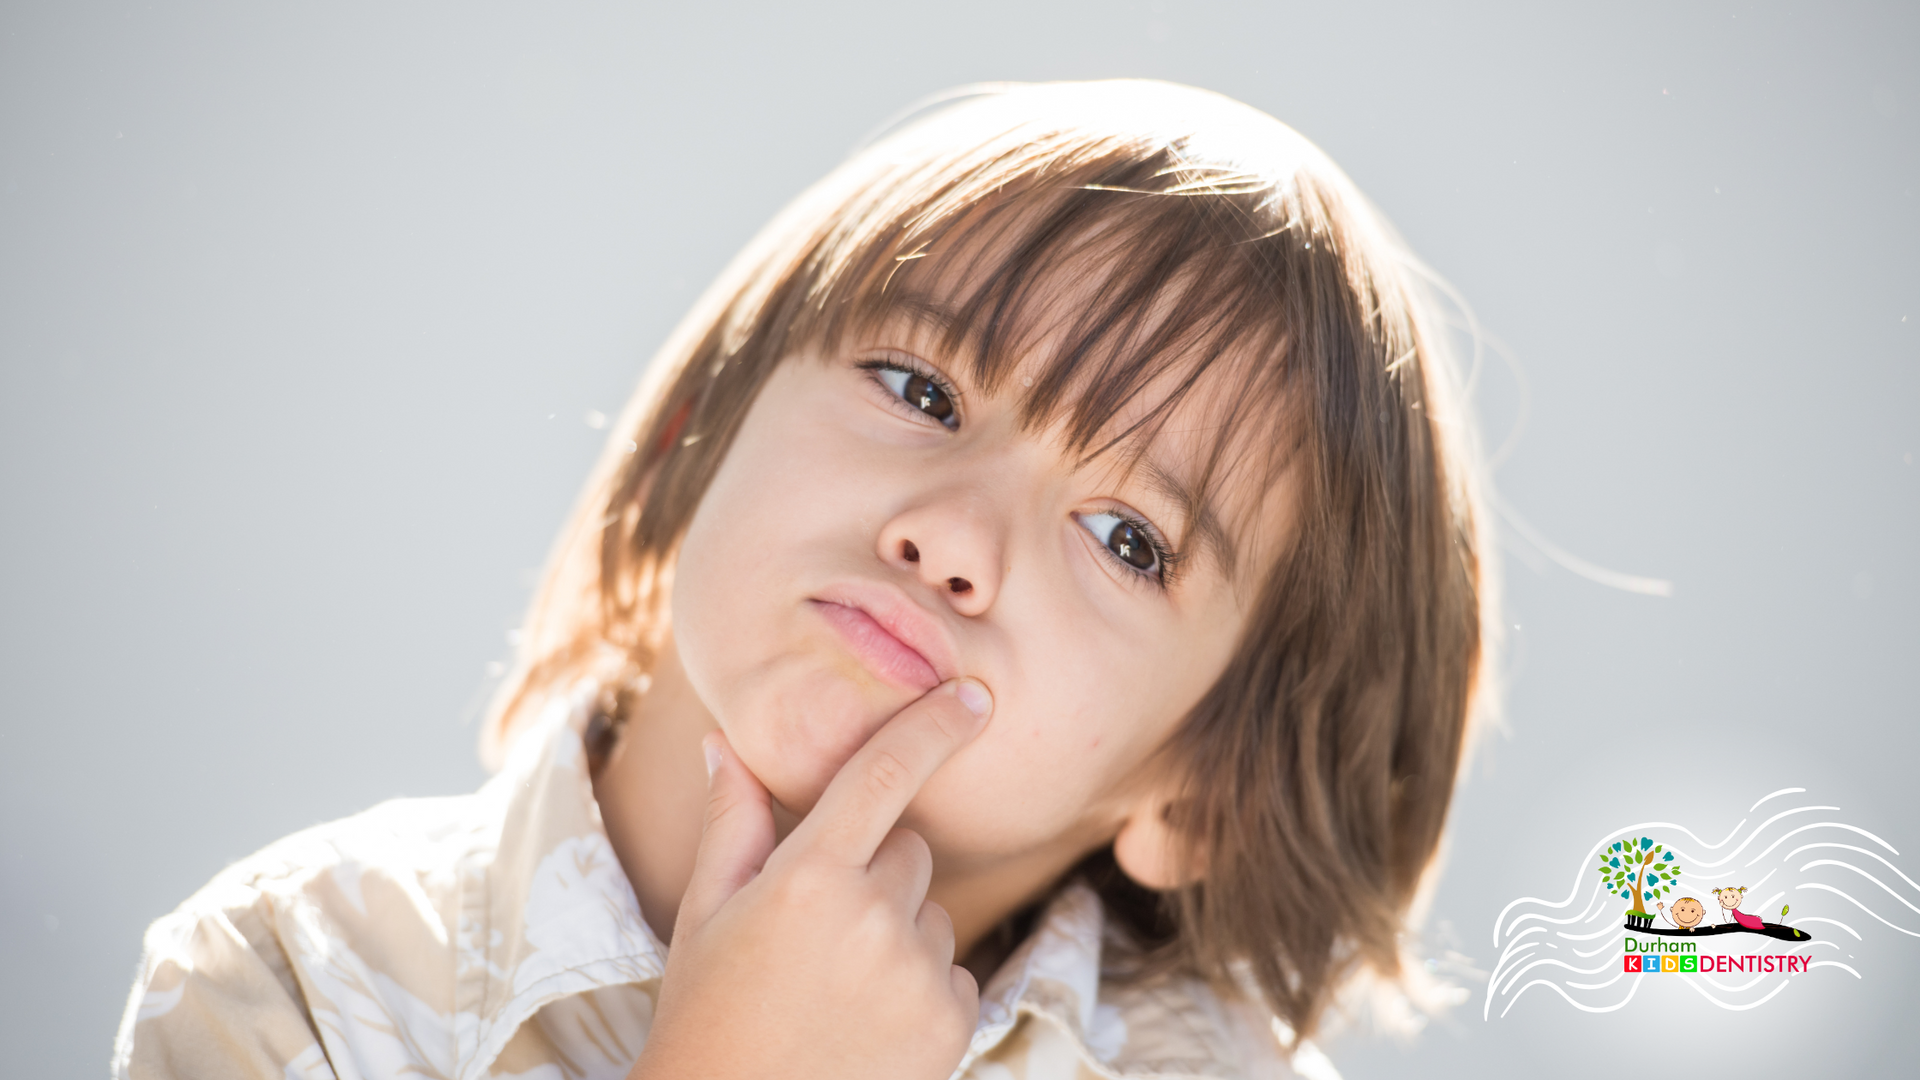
1077;512;1160;575
876;367;957;429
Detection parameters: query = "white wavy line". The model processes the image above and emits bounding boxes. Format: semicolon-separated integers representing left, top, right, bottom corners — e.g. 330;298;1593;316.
1572;940;1618;959
1800;860;1920;916
1495;949;1571;999
1676;975;1790;1011
1810;961;1862;979
1482;935;1545;1017
1498;956;1617;993
1793;916;1861;940
1556;923;1631;942
1566;971;1625;991
1691;806;1841;869
1745;822;1900;867
1486;931;1545;970
1507;883;1609;933
1788;940;1840;954
1695;819;1749;850
1487;928;1546;980
1751;788;1806;812
1483;943;1545;997
1498;955;1568;997
1785;842;1920;894
1795;883;1920;937
1493;820;1750;945
1499;975;1641;1017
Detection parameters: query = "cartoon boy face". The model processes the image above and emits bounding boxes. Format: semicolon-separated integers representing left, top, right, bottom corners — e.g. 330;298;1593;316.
1670;898;1705;929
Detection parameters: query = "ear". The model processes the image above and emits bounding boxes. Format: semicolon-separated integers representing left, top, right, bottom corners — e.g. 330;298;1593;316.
1112;787;1206;890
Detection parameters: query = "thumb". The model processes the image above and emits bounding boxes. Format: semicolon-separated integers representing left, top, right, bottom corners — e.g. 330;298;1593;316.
674;732;776;943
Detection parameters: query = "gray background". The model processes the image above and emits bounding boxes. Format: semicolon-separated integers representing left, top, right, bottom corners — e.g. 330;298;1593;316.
3;2;1915;1076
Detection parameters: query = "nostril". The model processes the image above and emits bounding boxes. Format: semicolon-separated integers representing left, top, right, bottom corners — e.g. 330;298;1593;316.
902;540;920;563
947;576;972;594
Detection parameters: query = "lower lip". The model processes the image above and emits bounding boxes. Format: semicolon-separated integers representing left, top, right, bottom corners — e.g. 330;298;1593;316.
809;600;939;692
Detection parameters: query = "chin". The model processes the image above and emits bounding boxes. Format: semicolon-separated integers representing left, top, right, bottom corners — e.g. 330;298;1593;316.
718;665;904;815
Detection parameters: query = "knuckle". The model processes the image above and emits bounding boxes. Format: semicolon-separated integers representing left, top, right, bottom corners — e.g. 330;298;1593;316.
918;697;972;745
862;749;916;798
919;903;955;949
919;895;951;926
917;699;967;737
703;790;748;825
889;826;931;863
771;865;832;910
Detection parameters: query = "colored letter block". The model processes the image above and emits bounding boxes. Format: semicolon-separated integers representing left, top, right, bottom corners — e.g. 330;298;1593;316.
1661;955;1680;973
1624;955;1641;972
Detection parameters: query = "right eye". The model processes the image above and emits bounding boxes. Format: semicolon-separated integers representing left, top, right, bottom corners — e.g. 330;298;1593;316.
871;365;959;429
1075;511;1167;581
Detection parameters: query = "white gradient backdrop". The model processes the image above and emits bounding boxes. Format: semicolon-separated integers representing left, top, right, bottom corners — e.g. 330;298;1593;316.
2;3;1916;1076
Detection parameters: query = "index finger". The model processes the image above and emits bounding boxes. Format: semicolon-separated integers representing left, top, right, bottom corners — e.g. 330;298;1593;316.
787;678;993;867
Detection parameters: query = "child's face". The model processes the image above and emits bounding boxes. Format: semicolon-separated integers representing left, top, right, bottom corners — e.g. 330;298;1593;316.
670;309;1287;873
1672;900;1704;927
1717;888;1741;906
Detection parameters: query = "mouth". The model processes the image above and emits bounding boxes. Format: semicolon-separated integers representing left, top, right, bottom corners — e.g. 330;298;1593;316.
807;586;955;694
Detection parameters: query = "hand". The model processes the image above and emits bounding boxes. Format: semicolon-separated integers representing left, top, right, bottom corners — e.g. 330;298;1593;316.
629;679;994;1080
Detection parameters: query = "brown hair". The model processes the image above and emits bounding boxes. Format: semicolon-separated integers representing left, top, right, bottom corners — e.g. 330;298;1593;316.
485;80;1491;1042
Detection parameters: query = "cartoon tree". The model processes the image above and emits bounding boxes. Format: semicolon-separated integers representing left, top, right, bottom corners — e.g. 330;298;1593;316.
1596;837;1681;916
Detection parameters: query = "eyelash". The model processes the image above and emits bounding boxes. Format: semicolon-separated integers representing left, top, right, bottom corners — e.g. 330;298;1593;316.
854;355;963;430
1081;507;1180;590
852;354;1180;591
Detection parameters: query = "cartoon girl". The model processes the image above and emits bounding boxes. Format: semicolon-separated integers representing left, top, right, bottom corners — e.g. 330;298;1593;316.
1716;885;1765;929
114;81;1494;1080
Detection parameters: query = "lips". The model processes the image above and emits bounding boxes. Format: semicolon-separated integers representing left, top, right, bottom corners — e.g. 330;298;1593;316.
807;585;956;693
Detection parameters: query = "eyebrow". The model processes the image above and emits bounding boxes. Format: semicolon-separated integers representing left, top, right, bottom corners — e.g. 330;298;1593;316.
873;289;973;343
1133;454;1238;580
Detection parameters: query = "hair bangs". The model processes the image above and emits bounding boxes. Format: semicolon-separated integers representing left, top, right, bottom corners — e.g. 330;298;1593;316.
794;150;1331;571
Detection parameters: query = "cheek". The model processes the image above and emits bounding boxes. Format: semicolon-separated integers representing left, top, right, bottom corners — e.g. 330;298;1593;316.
672;371;851;681
909;620;1218;855
668;370;912;810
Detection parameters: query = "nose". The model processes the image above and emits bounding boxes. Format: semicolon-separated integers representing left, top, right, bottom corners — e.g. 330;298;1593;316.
876;494;1004;617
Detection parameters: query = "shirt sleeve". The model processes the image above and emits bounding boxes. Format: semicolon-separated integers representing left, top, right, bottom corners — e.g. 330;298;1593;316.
113;892;337;1080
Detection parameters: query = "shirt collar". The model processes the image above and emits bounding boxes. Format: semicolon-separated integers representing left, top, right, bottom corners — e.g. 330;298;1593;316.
462;685;1299;1080
458;684;666;1080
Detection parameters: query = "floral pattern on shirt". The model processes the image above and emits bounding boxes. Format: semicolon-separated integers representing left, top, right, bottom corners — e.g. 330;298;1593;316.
114;686;1328;1080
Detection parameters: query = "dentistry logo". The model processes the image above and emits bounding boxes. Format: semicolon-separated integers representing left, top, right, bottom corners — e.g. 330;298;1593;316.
1487;788;1918;1016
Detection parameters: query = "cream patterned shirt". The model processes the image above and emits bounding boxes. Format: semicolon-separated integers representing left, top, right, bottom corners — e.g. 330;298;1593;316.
113;687;1332;1080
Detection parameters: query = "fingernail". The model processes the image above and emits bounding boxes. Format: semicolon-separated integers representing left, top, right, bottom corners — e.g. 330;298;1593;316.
703;738;723;783
955;679;993;720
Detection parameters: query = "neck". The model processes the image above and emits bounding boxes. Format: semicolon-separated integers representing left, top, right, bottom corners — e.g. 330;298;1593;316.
591;636;1090;962
592;639;717;946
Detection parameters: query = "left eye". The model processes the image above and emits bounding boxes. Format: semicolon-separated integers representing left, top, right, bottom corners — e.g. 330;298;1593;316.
876;367;957;429
1077;512;1160;574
